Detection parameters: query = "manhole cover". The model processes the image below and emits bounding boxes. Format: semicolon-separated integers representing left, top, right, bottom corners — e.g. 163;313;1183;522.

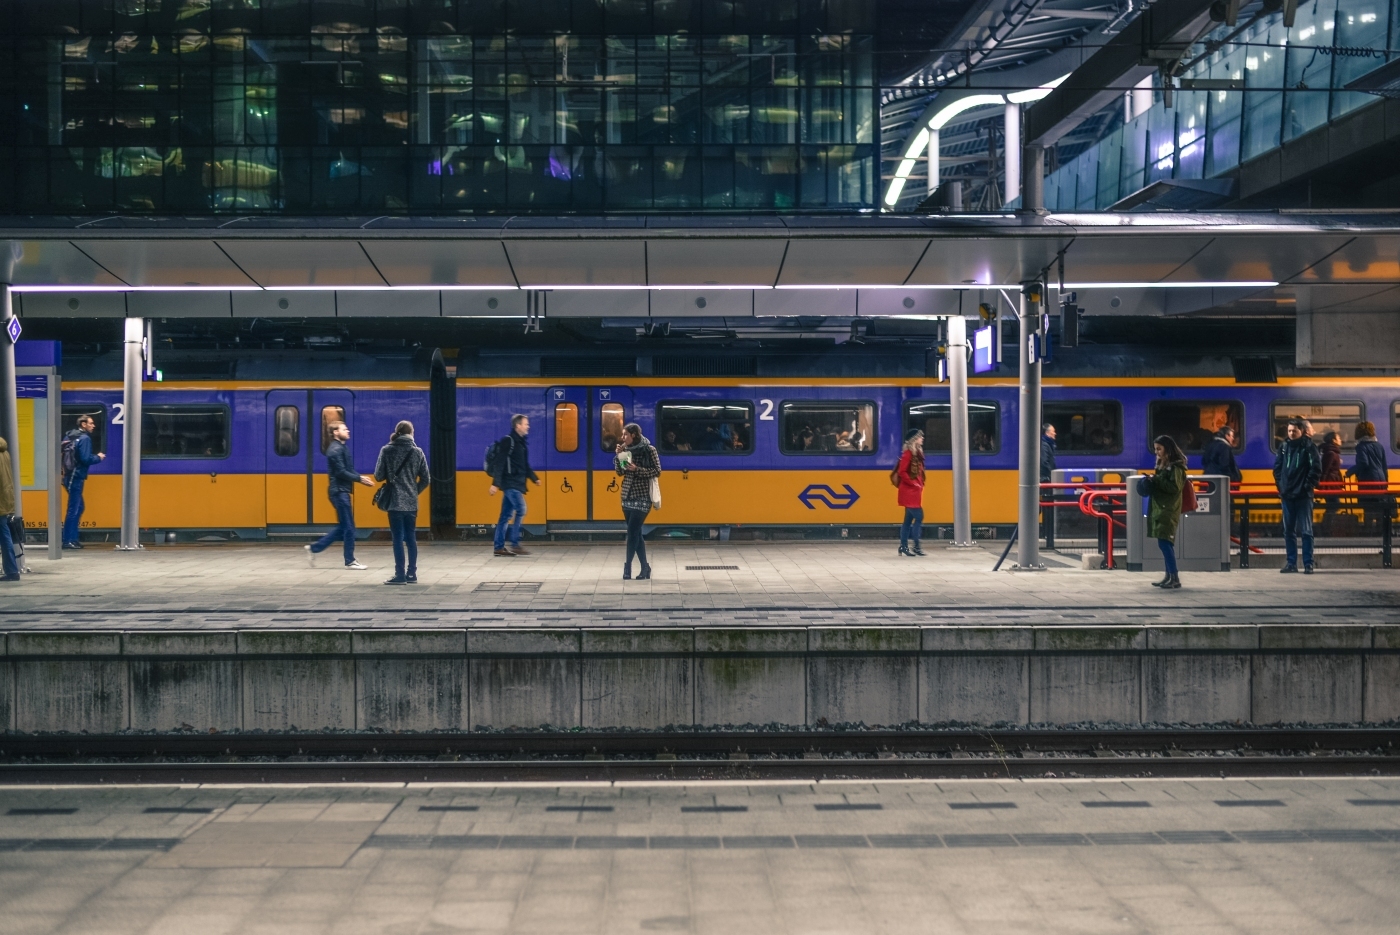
685;565;739;571
473;582;542;593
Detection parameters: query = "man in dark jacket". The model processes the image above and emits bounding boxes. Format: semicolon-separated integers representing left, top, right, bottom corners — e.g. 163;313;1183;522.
1039;423;1056;482
0;437;18;581
306;421;373;569
1274;418;1322;574
62;415;104;549
489;414;539;556
1201;426;1242;483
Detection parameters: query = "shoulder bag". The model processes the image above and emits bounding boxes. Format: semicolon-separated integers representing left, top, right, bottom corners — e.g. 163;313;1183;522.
373;449;414;512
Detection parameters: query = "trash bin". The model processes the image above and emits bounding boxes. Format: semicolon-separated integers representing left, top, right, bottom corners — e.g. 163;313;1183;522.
1127;474;1231;572
1050;468;1138;544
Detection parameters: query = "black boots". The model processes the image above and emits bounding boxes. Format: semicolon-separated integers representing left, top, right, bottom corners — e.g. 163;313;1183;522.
912;542;926;556
638;564;652;580
623;565;632;580
898;545;912;556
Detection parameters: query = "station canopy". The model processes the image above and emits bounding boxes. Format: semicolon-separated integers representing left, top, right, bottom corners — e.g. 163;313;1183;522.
3;213;1398;320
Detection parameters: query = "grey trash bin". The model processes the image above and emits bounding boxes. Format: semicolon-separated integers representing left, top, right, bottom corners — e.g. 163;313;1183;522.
1127;474;1231;572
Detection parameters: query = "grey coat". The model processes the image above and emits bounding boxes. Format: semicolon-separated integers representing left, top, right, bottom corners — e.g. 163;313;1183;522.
373;435;430;513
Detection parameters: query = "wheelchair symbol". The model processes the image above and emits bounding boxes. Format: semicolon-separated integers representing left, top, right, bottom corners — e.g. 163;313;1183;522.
606;477;619;493
560;477;574;493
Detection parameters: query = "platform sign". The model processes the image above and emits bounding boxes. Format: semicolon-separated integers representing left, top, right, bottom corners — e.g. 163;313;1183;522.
972;325;995;373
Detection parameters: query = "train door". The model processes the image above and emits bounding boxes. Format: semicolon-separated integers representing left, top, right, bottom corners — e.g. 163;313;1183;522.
590;386;633;522
545;387;589;521
264;389;355;526
309;390;355;524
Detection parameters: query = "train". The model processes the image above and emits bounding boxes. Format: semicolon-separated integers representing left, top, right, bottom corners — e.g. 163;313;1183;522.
15;348;1398;537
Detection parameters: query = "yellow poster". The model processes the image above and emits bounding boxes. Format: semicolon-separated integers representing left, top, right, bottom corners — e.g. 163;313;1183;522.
17;398;34;487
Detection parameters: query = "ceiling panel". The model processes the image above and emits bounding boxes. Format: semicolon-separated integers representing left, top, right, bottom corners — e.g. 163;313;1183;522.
336;290;440;317
126;291;233;318
360;240;517;286
1302;283;1400;312
9;241;126;286
1163;234;1357;284
72;240;254;287
506;241;647;286
754;288;858;317
650;289;753;317
18;291;127;318
231;290;336;318
904;236;1070;286
215;240;386;287
1288;235;1400;283
645;239;788;286
777;239;930;287
546;290;649;317
1061;235;1216;283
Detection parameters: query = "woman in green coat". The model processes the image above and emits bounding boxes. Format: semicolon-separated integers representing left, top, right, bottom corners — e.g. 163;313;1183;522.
1146;434;1187;589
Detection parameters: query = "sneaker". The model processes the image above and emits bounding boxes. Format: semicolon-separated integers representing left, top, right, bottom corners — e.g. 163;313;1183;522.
509;546;531;556
1280;565;1298;574
1303;564;1314;575
493;549;515;557
0;574;19;582
62;542;81;551
345;561;367;570
406;573;418;584
305;544;316;567
384;576;407;585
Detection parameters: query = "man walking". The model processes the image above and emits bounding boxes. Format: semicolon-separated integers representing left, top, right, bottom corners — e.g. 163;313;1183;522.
1039;423;1057;483
62;415;104;549
1274;417;1322;574
306;421;373;570
0;437;19;582
489;414;539;556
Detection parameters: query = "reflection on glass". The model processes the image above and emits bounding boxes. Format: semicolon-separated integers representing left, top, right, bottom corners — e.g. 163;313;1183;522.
554;402;579;453
656;402;753;454
273;405;300;457
1043;401;1123;455
904;401;999;454
1270;401;1364;452
141;406;230;459
779;401;875;454
599;402;625;451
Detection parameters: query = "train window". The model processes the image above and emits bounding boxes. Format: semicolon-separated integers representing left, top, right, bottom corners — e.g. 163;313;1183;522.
599;402;625;452
656;401;754;454
61;406;106;455
779;402;876;454
273;406;300;457
1042;401;1123;454
1269;401;1364;452
1147;400;1243;454
904;401;1000;454
140;405;230;459
320;406;345;454
1393;402;1400;454
554;403;579;453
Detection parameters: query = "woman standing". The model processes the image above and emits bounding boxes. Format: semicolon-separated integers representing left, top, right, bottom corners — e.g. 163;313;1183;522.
1347;421;1389;531
614;422;661;580
374;420;430;586
1145;434;1187;589
896;429;925;557
1319;430;1343;531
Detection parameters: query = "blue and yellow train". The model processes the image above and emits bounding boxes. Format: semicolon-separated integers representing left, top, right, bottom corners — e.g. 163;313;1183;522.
24;367;1400;533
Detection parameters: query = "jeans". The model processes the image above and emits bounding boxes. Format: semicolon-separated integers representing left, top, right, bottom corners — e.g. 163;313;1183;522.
62;476;85;545
1157;538;1178;577
0;515;17;577
900;507;924;550
1281;495;1315;567
389;510;417;578
493;488;526;550
310;490;356;564
624;507;650;571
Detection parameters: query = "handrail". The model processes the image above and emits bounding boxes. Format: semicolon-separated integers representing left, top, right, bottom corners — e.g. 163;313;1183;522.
1079;490;1122;569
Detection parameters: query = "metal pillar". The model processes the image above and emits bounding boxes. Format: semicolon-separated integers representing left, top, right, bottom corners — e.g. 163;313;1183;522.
946;315;974;547
118;317;143;550
0;286;19;533
1020;144;1046;214
1015;284;1044;570
1003;102;1021;207
46;370;60;559
926;129;940;196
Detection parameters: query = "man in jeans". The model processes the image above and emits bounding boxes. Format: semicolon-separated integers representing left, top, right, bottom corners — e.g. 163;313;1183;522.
62;415;104;549
489;414;539;556
306;421;373;570
0;437;19;582
1274;418;1322;574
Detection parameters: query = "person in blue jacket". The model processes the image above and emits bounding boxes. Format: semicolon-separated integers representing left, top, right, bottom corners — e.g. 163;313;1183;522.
61;415;104;549
1274;418;1322;574
306;420;373;570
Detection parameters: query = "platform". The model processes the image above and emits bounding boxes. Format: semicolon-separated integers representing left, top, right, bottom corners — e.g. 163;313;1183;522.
2;541;1397;629
0;777;1397;934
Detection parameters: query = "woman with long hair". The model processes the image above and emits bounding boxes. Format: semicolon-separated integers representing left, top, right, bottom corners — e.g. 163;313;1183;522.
896;428;926;557
614;422;661;580
373;420;430;585
1145;434;1187;589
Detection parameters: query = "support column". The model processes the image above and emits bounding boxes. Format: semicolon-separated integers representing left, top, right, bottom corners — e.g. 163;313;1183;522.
946;315;973;548
1003;102;1021;207
118;317;143;551
0;286;19;535
1020;144;1046;215
46;370;60;560
1015;284;1043;570
926;128;939;196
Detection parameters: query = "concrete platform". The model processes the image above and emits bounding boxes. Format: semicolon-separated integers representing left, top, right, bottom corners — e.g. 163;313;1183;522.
1;777;1397;934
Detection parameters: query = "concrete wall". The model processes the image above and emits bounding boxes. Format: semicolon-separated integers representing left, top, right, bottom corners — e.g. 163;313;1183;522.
0;625;1395;732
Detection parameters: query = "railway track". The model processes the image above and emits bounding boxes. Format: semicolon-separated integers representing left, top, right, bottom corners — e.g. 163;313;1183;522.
1;729;1396;783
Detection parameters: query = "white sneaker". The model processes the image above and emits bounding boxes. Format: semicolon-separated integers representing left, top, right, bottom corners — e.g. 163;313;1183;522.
305;544;316;567
345;560;367;570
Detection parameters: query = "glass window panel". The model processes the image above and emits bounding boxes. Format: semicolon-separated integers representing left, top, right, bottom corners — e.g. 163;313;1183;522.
656;401;754;454
320;406;345;454
904;401;1000;454
1269;401;1365;452
61;405;107;455
780;401;875;454
554;402;579;453
1283;0;1337;142
1147;400;1243;455
141;405;230;459
1042;401;1123;455
273;405;300;457
1393;402;1400;454
599;401;625;452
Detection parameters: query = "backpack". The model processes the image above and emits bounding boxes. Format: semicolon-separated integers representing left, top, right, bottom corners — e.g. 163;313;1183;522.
483;434;514;478
1181;472;1198;513
60;430;81;483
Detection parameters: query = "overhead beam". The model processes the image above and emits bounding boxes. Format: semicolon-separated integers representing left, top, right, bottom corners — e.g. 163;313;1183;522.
1023;0;1215;147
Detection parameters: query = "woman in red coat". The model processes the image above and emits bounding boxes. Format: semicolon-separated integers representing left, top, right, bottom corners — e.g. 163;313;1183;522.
897;428;926;556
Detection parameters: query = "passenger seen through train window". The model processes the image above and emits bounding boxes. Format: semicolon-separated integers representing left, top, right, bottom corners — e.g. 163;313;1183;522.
1148;400;1243;454
1041;401;1123;455
656;402;753;454
779;402;875;454
904;401;999;453
1269;401;1363;452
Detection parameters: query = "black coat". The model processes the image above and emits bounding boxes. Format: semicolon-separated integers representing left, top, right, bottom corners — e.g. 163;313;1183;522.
325;439;361;495
1200;437;1241;482
492;430;539;492
1273;436;1321;500
1348;438;1389;484
1039;435;1056;483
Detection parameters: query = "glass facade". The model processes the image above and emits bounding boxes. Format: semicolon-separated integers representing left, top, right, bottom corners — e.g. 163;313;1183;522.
1041;0;1397;211
1;0;877;214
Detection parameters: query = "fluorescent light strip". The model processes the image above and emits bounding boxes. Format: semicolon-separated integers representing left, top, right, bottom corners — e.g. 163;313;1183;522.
11;280;1281;293
1064;281;1279;289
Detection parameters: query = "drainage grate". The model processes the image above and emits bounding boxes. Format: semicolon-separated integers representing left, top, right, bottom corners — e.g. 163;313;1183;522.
685;565;740;571
473;582;542;593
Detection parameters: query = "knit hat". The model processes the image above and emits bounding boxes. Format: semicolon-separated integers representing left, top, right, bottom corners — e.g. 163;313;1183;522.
904;428;924;442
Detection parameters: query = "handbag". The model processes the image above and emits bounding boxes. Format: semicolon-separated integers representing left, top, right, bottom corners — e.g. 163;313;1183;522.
373;450;415;512
650;476;662;510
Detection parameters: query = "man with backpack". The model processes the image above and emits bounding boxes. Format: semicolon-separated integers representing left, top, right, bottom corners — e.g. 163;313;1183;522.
0;437;19;581
61;415;104;550
487;414;538;556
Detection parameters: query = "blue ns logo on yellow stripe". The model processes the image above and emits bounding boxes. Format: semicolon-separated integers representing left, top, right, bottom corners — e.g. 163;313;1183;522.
798;484;860;510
